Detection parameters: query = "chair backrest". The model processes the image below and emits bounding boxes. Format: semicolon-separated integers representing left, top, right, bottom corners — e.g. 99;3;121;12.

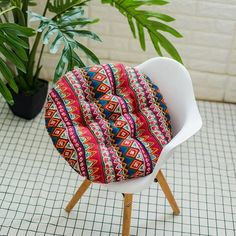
136;57;201;138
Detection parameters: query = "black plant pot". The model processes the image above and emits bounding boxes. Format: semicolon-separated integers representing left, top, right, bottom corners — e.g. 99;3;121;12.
8;79;49;120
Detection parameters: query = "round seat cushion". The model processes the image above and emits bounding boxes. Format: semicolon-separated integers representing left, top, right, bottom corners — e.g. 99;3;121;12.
45;63;172;184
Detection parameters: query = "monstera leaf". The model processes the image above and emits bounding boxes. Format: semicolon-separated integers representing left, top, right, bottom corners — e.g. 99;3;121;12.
101;0;183;63
0;23;35;104
29;7;100;81
48;0;89;14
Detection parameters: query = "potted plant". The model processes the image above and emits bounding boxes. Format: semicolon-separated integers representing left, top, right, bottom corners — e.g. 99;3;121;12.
0;0;182;119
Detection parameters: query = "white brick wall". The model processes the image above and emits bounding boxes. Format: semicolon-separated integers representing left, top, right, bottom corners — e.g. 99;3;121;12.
38;0;236;102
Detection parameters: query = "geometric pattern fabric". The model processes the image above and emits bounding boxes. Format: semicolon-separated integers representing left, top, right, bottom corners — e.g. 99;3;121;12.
45;63;172;183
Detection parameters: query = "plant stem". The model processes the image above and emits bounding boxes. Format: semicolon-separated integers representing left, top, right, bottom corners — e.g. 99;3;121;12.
22;0;29;26
36;44;45;74
27;0;50;86
27;32;42;85
42;0;49;16
21;0;30;61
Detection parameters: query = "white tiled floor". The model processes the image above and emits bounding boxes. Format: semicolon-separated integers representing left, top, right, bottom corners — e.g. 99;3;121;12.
0;100;236;236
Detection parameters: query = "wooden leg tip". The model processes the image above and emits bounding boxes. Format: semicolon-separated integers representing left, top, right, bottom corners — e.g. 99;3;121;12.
65;208;71;213
173;210;180;215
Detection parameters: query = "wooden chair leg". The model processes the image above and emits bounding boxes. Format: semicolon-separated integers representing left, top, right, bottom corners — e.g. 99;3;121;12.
122;194;133;236
65;179;92;213
156;170;180;215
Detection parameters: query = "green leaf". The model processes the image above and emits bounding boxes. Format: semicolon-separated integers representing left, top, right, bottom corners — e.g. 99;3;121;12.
43;27;58;44
60;17;99;27
71;50;85;67
3;31;29;48
50;33;63;53
136;10;175;22
0;57;18;93
0;6;18;17
54;45;86;82
127;15;136;38
54;51;67;81
65;30;101;41
150;21;182;38
38;20;51;32
134;0;169;6
76;42;100;64
0;79;14;105
0;44;26;72
48;0;89;15
101;0;183;63
56;8;93;27
0;5;26;25
0;23;35;92
136;21;145;50
0;34;28;61
14;75;30;91
28;7;100;82
28;11;48;22
0;23;35;36
0;24;34;66
149;30;162;56
157;33;182;63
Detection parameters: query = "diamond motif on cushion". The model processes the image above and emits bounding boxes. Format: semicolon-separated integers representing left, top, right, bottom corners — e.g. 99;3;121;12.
109;113;120;121
93;73;106;81
56;138;68;148
90;66;101;72
97;83;110;93
68;159;77;167
105;101;118;112
115;120;126;128
116;129;130;139
48;118;61;127
62;148;74;159
52;127;65;137
126;148;139;158
130;159;142;170
121;139;133;147
45;109;56;118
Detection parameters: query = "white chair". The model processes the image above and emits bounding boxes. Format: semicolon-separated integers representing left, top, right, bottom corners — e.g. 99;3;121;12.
64;57;202;236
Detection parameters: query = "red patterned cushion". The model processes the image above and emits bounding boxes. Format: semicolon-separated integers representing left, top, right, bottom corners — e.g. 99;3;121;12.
45;63;172;183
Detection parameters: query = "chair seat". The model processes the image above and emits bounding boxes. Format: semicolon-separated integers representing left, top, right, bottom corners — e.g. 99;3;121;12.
45;63;172;184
